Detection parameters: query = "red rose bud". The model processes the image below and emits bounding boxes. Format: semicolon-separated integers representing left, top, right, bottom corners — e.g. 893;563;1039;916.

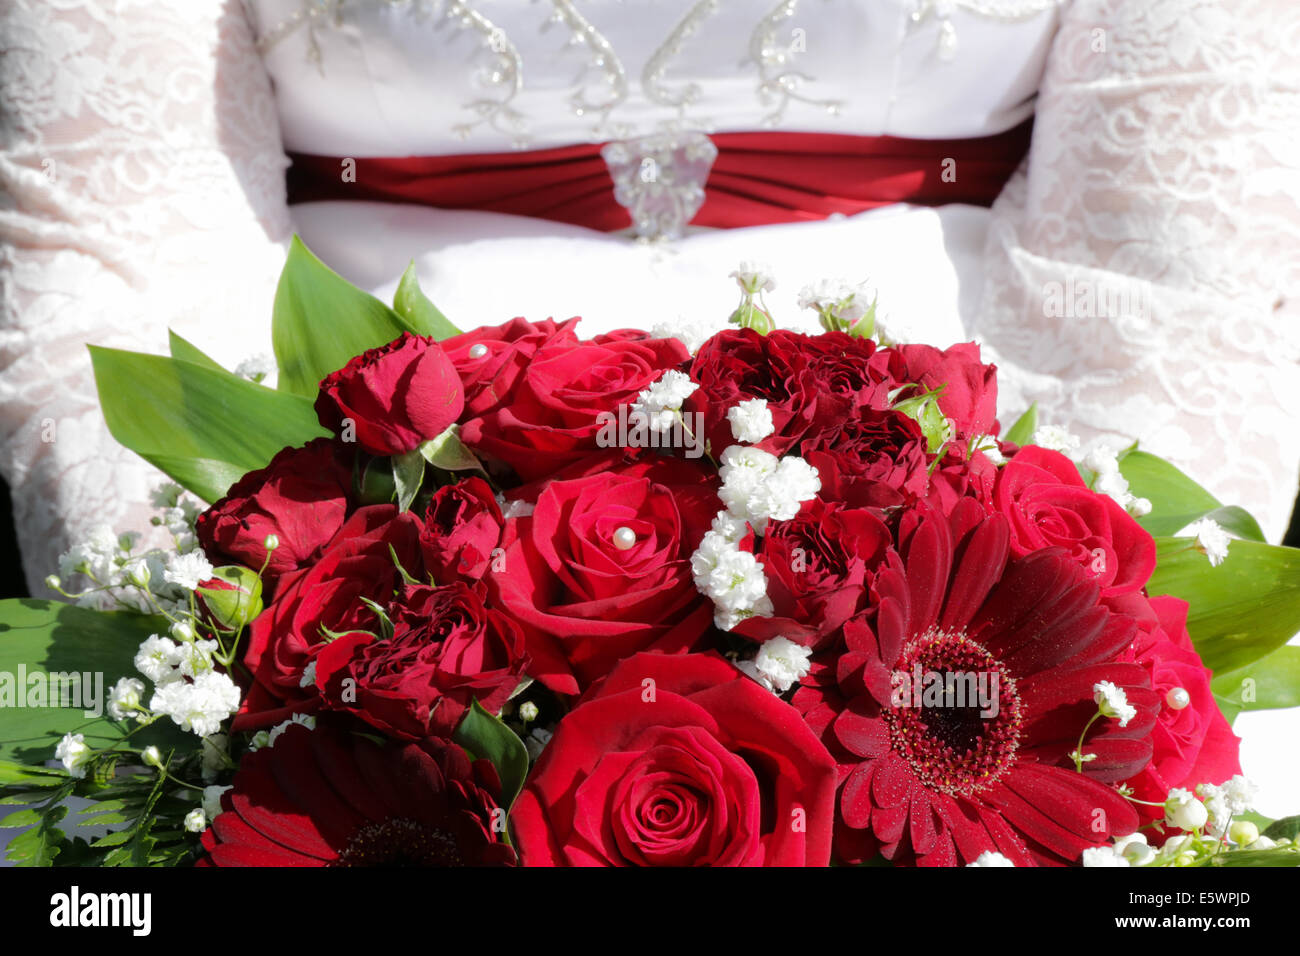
419;477;504;583
197;566;264;630
315;332;465;457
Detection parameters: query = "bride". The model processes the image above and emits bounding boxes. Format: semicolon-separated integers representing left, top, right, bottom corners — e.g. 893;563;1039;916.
1;0;1298;812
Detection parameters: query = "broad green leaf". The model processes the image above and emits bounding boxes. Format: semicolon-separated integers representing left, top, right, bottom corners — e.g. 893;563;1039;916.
392;449;425;513
1264;815;1300;842
1003;402;1038;447
1211;646;1300;721
418;424;484;473
0;599;188;764
1118;450;1265;541
394;261;461;340
452;699;528;812
0;808;42;829
167;331;225;372
90;346;328;503
273;236;426;397
1147;538;1300;675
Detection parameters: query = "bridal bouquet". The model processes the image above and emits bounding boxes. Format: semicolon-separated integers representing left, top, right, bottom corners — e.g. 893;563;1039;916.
3;241;1299;868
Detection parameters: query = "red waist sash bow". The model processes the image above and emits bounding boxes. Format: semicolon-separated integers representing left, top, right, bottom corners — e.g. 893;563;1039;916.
286;120;1032;231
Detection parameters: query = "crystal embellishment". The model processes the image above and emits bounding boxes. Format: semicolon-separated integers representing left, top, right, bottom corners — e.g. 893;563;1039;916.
601;131;718;241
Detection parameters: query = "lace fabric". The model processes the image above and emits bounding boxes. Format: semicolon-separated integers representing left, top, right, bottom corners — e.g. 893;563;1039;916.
972;0;1300;540
0;0;293;595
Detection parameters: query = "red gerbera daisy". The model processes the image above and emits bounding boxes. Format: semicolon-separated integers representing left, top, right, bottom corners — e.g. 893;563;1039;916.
793;498;1159;866
200;719;515;866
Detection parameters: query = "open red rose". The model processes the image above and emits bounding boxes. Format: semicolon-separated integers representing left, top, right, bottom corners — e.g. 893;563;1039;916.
1110;592;1242;821
993;445;1156;596
315;331;464;456
512;652;837;866
488;456;717;695
442;316;580;418
419;477;504;584
315;581;528;739
195;438;354;588
883;342;998;440
734;496;891;648
460;334;689;481
233;505;424;730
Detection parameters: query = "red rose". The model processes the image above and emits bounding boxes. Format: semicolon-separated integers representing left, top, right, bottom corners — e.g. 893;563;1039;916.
1111;592;1242;821
419;477;504;584
488;456;717;695
802;407;931;509
233;505;424;730
734;496;891;648
512;652;837;866
315;332;464;456
993;445;1156;596
442;317;580;418
884;342;997;440
685;328;885;460
195;438;354;587
314;581;529;738
460;335;689;481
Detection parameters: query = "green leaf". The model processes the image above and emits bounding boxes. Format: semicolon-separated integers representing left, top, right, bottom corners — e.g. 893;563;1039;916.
1003;402;1038;447
418;424;484;473
0;760;67;787
1264;815;1300;842
452;699;528;811
0;599;190;764
392;448;425;514
394;261;461;340
90;346;328;503
273;236;428;397
167;330;226;372
1147;538;1300;675
1117;450;1265;541
0;808;43;829
1211;646;1300;722
1205;847;1300;867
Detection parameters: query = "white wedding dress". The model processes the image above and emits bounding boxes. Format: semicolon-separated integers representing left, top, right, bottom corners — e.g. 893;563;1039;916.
2;0;1299;816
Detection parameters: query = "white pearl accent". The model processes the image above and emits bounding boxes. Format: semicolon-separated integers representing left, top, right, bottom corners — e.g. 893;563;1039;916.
1166;687;1191;710
468;343;489;359
612;526;637;550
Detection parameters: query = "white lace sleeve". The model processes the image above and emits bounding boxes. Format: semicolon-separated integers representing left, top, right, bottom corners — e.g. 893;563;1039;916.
0;0;292;594
973;0;1300;541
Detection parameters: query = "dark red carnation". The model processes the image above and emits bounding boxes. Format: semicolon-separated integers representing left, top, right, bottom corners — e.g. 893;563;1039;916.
200;719;514;866
512;652;837;866
233;505;424;730
802;407;931;509
195;438;354;588
733;496;891;648
315;332;464;457
314;581;528;739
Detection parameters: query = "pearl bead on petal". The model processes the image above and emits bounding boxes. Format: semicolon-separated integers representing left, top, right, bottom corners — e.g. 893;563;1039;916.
468;343;489;359
1166;687;1191;710
612;526;637;550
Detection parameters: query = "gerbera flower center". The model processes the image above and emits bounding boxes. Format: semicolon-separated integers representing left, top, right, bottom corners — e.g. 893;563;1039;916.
882;629;1023;797
334;818;465;867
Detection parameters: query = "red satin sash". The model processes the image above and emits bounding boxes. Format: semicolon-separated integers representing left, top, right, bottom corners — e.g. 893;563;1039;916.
285;120;1032;231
